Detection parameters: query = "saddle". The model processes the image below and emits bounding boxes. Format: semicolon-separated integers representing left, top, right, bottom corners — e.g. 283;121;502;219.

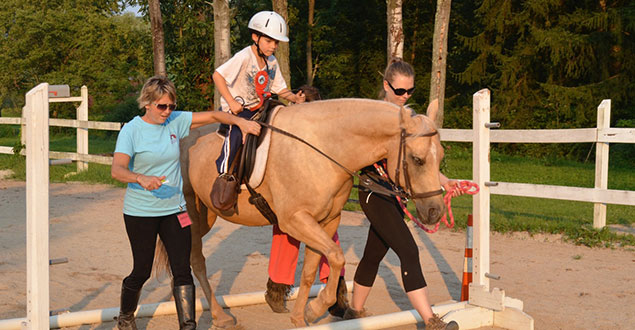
211;99;284;224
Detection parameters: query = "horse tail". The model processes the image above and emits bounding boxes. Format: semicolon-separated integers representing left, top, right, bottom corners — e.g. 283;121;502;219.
152;238;172;280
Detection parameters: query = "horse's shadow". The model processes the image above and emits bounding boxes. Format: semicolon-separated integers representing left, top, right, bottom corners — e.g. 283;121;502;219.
197;215;461;328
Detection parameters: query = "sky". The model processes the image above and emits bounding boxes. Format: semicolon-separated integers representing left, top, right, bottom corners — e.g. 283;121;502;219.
122;4;142;16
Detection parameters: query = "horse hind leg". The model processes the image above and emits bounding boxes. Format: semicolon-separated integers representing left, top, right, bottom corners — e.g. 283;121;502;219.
189;200;236;328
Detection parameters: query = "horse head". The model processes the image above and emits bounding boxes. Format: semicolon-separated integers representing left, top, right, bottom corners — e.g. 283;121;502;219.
391;103;445;225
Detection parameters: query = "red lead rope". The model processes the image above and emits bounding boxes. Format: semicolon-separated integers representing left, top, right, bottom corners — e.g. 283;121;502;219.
371;162;479;233
399;180;479;233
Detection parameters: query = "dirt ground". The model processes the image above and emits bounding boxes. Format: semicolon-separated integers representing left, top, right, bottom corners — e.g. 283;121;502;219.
0;180;633;329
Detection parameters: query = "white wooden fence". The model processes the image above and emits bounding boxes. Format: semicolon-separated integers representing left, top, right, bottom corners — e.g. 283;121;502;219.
0;87;633;229
440;89;635;229
0;85;122;172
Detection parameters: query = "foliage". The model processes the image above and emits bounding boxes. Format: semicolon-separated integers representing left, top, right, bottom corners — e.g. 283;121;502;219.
451;0;635;159
0;1;152;120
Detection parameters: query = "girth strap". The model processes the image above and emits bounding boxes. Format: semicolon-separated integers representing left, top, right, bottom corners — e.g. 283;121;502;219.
244;181;278;225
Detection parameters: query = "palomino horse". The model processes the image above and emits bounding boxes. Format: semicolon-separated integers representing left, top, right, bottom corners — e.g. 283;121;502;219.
177;98;445;328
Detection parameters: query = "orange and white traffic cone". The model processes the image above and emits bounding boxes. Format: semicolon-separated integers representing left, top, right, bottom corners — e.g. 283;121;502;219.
460;214;473;301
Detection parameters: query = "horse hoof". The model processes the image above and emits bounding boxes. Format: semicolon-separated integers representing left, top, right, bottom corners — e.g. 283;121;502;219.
304;299;325;323
290;314;307;328
211;312;237;329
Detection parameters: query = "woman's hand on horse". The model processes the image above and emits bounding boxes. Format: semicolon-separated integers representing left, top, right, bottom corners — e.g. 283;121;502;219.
137;174;166;191
239;119;261;143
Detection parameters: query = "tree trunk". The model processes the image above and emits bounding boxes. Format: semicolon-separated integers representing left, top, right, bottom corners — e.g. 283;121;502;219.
429;0;451;127
213;0;231;109
272;0;291;87
148;0;166;77
386;0;404;62
306;0;315;85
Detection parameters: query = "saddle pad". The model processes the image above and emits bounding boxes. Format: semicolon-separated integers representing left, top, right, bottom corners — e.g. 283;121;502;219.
242;105;284;189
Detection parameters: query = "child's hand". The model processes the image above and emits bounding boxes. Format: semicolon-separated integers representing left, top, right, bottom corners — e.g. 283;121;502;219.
295;90;306;104
229;99;243;114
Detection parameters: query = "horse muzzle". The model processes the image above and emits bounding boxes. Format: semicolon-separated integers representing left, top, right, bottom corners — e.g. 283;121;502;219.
413;197;445;225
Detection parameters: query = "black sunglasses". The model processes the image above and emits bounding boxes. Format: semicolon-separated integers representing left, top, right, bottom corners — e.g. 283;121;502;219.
154;103;177;111
387;80;415;96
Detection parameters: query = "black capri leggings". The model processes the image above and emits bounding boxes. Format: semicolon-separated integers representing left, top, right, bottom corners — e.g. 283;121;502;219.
122;213;193;290
354;189;427;292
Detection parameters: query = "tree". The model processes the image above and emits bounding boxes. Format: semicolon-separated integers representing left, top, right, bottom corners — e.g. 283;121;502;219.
213;0;231;109
429;0;451;127
454;0;635;158
148;0;166;76
272;0;291;87
386;0;404;61
306;0;316;85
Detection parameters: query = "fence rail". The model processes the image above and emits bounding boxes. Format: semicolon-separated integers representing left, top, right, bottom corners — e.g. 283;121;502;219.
1;87;633;228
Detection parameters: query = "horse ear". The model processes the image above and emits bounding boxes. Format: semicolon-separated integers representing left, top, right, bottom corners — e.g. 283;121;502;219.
399;106;415;130
426;99;439;122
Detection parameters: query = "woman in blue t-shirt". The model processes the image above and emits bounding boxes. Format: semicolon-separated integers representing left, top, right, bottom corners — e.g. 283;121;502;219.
111;76;260;330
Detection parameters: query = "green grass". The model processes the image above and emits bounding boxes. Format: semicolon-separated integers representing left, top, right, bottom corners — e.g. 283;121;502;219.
344;143;635;248
0;132;123;186
1;135;633;248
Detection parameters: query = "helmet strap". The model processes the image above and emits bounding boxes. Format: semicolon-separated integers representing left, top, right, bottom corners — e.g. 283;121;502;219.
253;34;270;72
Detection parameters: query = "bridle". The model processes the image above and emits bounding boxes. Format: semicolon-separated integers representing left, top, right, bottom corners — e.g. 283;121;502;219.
393;127;444;200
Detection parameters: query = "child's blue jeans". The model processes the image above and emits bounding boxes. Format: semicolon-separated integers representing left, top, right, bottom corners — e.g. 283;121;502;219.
215;109;256;174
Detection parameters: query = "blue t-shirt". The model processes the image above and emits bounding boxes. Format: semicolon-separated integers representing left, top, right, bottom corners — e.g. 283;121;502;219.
114;111;192;216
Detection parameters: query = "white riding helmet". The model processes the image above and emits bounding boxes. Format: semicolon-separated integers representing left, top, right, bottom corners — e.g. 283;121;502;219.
248;11;289;42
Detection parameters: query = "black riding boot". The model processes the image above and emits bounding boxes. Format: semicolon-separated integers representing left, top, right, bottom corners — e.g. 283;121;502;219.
328;276;349;317
173;284;197;329
117;283;141;330
264;277;292;313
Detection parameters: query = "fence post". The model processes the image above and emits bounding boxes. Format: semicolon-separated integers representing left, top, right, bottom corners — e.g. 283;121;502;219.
76;85;89;172
25;83;50;329
472;89;491;291
21;107;27;148
593;100;610;228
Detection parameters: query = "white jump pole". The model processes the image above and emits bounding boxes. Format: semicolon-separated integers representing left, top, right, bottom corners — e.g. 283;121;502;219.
0;282;350;329
24;83;50;329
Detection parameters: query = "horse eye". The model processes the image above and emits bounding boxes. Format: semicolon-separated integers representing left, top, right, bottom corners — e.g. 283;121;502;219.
412;156;424;166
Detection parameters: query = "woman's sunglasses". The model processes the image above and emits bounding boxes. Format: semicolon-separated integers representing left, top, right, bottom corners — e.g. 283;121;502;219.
387;80;415;96
154;103;177;111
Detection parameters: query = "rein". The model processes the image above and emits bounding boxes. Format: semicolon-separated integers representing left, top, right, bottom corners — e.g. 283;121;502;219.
255;121;436;200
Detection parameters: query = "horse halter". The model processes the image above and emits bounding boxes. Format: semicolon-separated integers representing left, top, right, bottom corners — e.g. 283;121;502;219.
393;127;444;201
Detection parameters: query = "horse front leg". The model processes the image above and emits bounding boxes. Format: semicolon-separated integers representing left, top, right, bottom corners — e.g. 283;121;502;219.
289;245;322;327
304;216;343;323
282;211;344;326
189;202;236;328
